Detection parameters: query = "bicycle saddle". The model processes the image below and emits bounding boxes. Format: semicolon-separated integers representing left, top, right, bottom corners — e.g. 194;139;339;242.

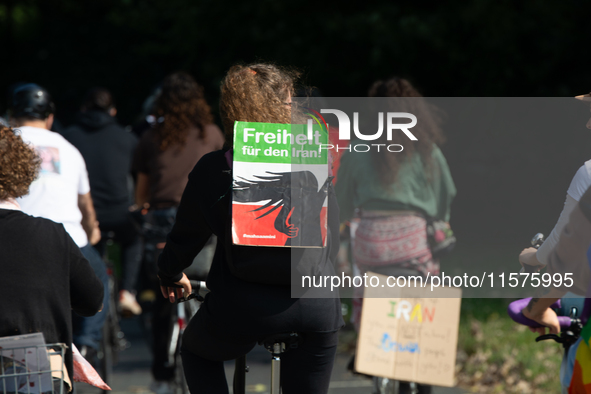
259;332;301;354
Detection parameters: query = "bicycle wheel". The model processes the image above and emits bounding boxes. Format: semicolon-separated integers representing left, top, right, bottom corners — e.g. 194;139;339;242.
173;350;189;394
172;298;199;394
373;376;396;394
98;272;121;393
164;312;187;394
99;314;114;394
372;378;425;394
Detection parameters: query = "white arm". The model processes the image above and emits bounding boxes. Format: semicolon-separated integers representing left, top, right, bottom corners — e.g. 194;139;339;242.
536;194;578;266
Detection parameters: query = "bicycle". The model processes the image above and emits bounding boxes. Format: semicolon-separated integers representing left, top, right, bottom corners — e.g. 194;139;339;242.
230;332;301;394
347;354;424;394
139;208;215;394
508;297;583;394
508;233;586;394
348;264;432;394
95;231;129;394
176;281;300;394
164;280;207;394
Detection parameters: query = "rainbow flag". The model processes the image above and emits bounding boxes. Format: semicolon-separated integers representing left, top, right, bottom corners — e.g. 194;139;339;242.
569;246;591;393
569;324;591;393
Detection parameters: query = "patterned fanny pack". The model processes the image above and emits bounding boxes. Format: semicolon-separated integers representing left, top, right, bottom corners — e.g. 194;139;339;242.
426;218;456;257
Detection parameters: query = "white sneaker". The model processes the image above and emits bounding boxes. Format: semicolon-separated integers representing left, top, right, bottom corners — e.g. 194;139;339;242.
119;290;142;316
149;380;174;394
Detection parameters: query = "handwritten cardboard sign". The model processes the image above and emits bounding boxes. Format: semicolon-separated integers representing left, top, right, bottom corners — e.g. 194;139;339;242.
356;272;462;387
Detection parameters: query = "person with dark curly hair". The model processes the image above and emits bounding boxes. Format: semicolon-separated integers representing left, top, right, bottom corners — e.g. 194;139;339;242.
0;130;40;203
336;78;456;394
0;125;104;391
131;71;224;392
219;64;297;138
134;72;224;210
156;63;343;394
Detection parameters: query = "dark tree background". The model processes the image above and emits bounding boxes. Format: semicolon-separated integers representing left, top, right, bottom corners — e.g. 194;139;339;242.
3;0;590;122
2;0;591;264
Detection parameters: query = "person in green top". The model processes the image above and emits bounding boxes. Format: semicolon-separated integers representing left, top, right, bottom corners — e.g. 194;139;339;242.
335;77;456;394
336;142;455;224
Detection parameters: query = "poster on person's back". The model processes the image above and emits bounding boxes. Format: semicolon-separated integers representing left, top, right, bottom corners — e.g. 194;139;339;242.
356;272;462;387
232;121;329;248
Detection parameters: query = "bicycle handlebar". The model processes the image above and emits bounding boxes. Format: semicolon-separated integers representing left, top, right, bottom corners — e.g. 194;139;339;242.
519;263;541;274
178;280;210;303
507;297;572;328
509;233;584;346
519;233;545;274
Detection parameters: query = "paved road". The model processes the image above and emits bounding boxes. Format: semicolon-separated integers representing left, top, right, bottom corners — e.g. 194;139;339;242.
75;317;466;394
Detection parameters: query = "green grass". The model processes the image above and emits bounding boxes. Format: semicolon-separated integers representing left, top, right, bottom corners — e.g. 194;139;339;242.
338;298;563;393
456;299;562;393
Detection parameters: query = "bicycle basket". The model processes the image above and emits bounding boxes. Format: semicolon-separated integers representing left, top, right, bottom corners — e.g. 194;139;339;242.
0;342;68;394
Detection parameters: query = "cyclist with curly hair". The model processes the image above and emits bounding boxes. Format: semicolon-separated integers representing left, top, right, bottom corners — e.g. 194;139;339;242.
132;71;224;393
0;126;104;391
157;63;343;394
8;83;109;365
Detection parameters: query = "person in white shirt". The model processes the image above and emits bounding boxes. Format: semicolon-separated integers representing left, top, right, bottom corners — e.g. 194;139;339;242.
8;83;108;363
520;93;591;269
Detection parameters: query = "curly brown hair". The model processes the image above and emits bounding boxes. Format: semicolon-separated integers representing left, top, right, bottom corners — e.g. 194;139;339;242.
368;77;446;185
220;63;300;141
153;72;214;151
0;126;41;200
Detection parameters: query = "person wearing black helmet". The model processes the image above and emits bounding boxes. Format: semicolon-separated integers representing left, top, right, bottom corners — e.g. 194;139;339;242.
8;83;55;124
8;83;110;364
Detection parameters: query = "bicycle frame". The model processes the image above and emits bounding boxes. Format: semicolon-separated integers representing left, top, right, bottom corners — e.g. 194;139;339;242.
233;333;300;394
162;281;203;394
97;232;128;394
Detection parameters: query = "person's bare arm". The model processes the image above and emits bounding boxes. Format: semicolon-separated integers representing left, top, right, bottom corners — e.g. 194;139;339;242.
78;192;101;245
522;287;565;334
135;172;150;207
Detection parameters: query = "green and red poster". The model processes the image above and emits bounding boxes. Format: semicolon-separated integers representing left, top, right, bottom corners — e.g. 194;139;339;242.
232;121;330;247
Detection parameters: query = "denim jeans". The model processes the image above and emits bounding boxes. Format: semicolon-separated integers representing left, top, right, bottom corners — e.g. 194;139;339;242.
72;244;109;350
144;208;178;381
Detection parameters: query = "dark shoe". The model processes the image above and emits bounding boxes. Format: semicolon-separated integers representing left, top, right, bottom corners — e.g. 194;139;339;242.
149;380;175;394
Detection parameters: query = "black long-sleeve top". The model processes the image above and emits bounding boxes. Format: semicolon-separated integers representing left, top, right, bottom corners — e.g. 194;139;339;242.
0;209;104;383
157;149;343;337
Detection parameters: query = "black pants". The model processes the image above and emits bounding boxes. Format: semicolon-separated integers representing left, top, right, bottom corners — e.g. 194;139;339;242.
180;330;338;394
94;218;142;292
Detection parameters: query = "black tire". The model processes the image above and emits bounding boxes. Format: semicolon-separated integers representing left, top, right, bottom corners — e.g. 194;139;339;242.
99;315;114;393
373;377;395;394
172;299;198;394
174;350;189;394
99;273;120;393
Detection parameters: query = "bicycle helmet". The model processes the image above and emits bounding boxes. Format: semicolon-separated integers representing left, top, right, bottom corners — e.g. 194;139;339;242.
8;83;55;120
